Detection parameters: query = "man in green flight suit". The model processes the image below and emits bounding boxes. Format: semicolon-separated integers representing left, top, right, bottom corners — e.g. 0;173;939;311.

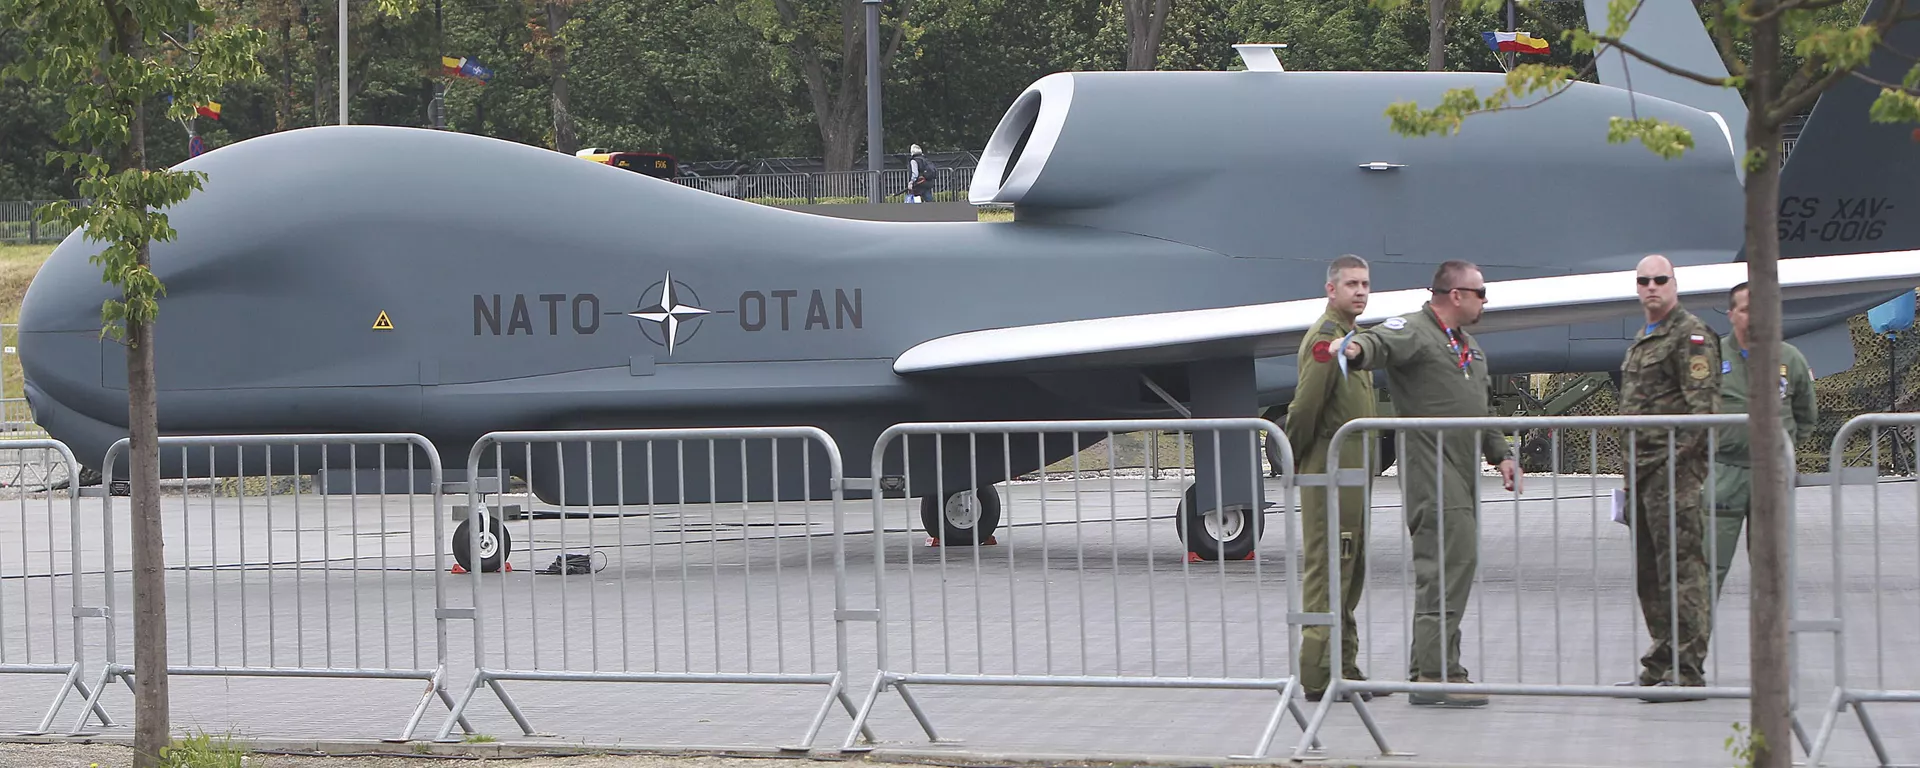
1340;260;1521;708
1286;254;1379;702
1709;281;1816;601
1616;254;1721;696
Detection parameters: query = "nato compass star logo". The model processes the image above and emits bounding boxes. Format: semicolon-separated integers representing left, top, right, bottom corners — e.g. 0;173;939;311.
609;270;732;354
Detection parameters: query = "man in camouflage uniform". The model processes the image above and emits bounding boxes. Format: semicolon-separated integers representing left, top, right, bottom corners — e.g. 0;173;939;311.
1709;281;1816;601
1286;254;1379;702
1616;254;1721;696
1342;260;1521;708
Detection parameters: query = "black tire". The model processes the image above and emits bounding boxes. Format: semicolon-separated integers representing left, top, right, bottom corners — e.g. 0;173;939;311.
919;486;1001;545
453;515;509;573
1175;483;1264;561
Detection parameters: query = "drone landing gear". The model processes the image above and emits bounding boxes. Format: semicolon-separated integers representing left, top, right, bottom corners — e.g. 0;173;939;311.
921;485;1002;545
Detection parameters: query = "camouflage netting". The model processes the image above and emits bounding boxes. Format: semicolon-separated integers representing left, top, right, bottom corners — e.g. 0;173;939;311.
1529;313;1920;476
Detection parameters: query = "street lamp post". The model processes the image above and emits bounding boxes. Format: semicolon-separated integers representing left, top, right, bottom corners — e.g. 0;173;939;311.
864;0;882;203
339;0;349;124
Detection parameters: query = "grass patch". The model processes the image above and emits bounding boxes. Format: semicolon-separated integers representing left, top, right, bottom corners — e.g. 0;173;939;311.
157;731;248;767
0;243;54;422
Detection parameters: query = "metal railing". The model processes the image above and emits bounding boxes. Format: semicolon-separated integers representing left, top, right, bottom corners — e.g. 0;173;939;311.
0;440;112;735
0;200;85;245
844;419;1321;758
437;427;866;750
67;434;468;742
1294;415;1818;759
673;167;975;204
1807;413;1920;767
0;414;1911;763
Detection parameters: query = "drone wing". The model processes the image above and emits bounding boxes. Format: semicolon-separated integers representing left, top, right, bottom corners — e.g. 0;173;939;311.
892;250;1920;376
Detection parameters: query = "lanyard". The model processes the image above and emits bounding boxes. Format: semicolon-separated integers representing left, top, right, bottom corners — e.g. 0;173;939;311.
1437;318;1471;378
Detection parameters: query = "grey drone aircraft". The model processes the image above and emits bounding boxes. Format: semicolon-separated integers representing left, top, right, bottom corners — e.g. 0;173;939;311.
18;0;1920;566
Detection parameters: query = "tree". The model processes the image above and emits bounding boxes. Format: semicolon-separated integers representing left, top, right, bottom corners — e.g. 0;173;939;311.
1123;0;1173;69
0;1;261;766
748;0;918;171
1377;1;1920;765
1428;0;1447;69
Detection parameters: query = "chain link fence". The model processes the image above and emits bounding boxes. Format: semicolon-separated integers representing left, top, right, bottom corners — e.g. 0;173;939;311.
1530;310;1920;475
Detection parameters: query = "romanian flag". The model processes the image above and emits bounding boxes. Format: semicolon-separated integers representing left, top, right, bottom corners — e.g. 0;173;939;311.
195;101;221;120
1481;31;1550;55
440;56;494;84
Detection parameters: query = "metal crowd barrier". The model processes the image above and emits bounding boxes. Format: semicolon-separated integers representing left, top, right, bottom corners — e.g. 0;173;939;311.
1294;415;1817;759
1807;413;1920;767
73;434;467;741
438;427;865;749
0;441;113;735
844;419;1320;758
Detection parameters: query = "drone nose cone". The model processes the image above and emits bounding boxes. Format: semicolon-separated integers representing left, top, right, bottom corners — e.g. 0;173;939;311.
19;229;124;463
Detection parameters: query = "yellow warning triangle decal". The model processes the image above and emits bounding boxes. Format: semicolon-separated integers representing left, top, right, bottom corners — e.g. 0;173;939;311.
372;310;394;330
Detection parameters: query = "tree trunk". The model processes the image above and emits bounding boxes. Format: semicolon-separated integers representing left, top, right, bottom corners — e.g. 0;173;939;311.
312;4;329;125
545;0;577;154
770;0;915;172
277;16;293;131
1123;0;1172;70
1427;0;1446;70
110;5;168;765
1743;6;1790;768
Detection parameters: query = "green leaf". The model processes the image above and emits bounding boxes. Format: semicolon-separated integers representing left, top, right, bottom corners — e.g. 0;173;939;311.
1607;117;1695;159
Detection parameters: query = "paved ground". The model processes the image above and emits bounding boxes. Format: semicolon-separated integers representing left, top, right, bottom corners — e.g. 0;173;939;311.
0;459;1914;767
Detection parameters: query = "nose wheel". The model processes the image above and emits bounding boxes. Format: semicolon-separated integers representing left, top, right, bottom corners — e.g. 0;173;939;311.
453;513;510;573
920;486;1001;545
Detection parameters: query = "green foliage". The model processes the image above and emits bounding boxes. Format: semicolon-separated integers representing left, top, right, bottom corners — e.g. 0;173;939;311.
1725;721;1765;768
1370;0;1920;161
1;0;264;340
1607;116;1695;159
157;732;247;768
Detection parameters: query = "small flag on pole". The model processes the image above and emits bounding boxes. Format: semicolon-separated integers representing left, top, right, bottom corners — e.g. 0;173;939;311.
1481;31;1550;55
195;101;222;120
440;56;494;84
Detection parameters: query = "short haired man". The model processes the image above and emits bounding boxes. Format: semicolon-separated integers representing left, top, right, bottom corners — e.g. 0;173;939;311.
1286;254;1379;701
1709;282;1816;600
1341;259;1520;707
1616;254;1721;698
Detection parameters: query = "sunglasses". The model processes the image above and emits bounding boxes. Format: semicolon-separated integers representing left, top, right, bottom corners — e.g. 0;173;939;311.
1637;275;1672;286
1440;286;1487;300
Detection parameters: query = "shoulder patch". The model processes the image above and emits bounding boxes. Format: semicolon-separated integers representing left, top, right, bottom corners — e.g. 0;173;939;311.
1689;355;1711;381
1721;360;1732;374
1688;334;1706;345
1382;317;1407;330
1311;339;1332;363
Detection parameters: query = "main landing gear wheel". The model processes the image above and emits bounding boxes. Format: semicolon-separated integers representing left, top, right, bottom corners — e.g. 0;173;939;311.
453;515;510;573
1176;484;1264;561
920;486;1001;545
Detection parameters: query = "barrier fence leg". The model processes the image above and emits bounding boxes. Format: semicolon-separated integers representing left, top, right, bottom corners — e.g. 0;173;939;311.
786;672;847;752
393;669;465;743
35;664;111;734
1806;687;1846;766
434;670;487;742
67;666;130;735
841;673;889;751
1853;701;1894;767
1246;676;1321;758
893;682;944;743
836;688;875;740
484;676;538;736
